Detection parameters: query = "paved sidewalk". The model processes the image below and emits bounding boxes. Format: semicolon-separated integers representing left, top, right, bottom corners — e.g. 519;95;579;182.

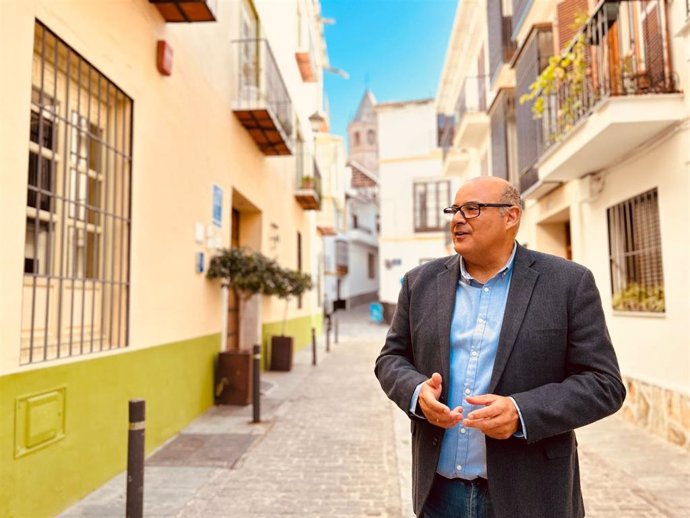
61;305;689;517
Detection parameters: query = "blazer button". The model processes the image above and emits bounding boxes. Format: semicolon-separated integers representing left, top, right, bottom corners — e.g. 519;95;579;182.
432;437;438;447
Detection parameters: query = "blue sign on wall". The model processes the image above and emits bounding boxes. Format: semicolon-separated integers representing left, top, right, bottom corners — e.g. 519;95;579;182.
212;185;223;227
196;252;205;273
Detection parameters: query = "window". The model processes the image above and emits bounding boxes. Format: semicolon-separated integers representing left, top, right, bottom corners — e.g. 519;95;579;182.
413;180;451;232
353;131;360;146
368;252;375;279
367;129;375;145
607;189;664;312
22;22;133;364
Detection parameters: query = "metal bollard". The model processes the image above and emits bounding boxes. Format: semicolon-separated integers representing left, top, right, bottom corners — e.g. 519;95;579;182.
126;399;145;518
334;315;339;345
252;344;261;423
311;327;317;366
326;317;331;353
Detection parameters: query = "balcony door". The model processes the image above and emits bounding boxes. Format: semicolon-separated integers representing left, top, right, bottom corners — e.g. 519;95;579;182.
239;0;259;102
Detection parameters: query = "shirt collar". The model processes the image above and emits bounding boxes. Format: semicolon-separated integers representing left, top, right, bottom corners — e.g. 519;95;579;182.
459;242;517;285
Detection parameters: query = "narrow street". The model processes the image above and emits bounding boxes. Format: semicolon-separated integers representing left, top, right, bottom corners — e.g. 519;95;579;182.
62;305;689;517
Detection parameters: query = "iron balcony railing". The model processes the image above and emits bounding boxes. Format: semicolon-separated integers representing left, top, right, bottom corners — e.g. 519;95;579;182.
295;151;322;210
232;38;294;151
538;0;677;151
455;75;489;128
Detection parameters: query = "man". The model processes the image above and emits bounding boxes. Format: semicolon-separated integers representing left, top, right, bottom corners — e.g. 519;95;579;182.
375;177;625;518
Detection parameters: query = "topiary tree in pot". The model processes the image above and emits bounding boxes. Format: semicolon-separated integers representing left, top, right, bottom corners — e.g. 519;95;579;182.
269;268;313;371
207;247;278;405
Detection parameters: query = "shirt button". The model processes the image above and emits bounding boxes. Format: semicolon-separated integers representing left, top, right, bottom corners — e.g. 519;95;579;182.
484;287;489;292
477;318;484;324
456;465;462;471
464;388;471;395
460;428;467;434
471;351;478;357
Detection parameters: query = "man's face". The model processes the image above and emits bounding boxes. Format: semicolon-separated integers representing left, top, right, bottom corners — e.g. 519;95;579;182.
450;181;512;258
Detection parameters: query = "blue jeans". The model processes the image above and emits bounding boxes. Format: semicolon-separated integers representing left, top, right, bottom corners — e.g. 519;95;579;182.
422;474;491;518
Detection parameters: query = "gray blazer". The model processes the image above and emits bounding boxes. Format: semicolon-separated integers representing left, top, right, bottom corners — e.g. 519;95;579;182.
375;245;625;518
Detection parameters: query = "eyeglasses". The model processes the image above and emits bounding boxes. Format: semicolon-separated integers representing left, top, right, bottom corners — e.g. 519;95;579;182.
442;202;514;220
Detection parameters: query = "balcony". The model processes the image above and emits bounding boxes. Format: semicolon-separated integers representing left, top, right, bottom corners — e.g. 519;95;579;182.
335;239;349;276
149;0;217;22
295;30;317;82
532;0;683;184
454;75;490;148
232;39;294;156
294;152;322;210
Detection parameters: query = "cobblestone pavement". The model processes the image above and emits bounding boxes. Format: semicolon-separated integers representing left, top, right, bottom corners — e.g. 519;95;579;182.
62;305;689;517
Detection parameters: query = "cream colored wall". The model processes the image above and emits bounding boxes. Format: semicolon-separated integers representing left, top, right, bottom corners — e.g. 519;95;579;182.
581;134;689;394
0;0;323;374
521;130;689;393
377;101;457;304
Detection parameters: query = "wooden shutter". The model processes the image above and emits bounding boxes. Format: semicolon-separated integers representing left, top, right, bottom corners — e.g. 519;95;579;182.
642;2;664;88
557;0;589;50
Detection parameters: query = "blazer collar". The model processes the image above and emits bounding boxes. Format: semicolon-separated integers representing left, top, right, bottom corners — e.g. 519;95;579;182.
489;244;539;392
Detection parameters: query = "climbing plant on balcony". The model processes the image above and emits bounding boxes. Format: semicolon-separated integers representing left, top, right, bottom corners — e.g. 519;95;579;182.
519;12;589;139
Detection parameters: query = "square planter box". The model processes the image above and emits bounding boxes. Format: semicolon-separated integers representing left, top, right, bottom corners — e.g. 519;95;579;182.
270;336;293;371
215;350;253;405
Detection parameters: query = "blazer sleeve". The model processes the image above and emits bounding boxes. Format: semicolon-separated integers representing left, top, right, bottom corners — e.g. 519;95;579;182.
374;273;428;418
510;268;626;443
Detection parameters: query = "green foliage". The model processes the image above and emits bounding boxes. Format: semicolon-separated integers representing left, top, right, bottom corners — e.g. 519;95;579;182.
612;283;665;313
519;11;589;138
207;247;279;300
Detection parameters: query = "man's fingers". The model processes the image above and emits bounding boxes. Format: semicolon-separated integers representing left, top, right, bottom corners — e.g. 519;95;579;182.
465;394;498;406
429;372;443;389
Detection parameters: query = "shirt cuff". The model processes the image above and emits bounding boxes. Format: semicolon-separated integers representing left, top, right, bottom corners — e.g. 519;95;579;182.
409;382;426;419
508;396;527;439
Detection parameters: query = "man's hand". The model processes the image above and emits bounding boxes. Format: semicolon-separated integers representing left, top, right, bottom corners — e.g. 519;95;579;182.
463;394;519;439
418;373;463;429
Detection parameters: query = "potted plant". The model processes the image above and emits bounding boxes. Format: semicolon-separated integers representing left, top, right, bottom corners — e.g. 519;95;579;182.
269;268;313;371
207;247;277;405
301;175;314;190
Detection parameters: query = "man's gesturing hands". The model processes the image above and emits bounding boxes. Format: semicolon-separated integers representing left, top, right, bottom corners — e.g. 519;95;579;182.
418;373;463;429
419;373;520;439
464;394;519;439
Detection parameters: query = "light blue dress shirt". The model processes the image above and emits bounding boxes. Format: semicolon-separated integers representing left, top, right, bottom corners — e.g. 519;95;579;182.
410;244;526;480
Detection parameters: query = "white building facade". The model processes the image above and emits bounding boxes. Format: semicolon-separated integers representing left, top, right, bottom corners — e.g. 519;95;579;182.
377;99;460;322
437;0;690;449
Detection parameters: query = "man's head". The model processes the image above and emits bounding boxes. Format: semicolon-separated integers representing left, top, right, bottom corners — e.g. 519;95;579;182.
447;177;522;264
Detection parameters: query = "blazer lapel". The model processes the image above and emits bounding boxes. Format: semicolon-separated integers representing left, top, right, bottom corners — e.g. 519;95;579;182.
436;255;460;393
489;246;539;393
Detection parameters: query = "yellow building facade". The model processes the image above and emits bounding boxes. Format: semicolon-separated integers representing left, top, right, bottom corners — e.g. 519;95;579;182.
0;0;328;515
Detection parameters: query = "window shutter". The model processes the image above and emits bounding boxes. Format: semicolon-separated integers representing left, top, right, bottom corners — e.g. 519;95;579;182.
557;0;589;51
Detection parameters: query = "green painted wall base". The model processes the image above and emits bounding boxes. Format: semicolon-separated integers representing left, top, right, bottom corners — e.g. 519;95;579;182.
0;334;219;518
261;312;323;370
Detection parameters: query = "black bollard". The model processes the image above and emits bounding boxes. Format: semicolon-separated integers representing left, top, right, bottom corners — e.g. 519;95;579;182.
126;399;145;518
252;344;261;423
311;327;317;366
334;315;339;345
326;317;331;353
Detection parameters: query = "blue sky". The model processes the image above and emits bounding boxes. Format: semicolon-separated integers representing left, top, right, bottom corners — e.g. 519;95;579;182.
320;0;457;144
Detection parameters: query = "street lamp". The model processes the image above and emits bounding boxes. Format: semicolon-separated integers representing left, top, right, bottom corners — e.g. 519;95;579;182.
309;110;327;134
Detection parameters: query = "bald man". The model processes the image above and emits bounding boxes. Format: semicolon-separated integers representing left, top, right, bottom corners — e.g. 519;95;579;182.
375;177;625;518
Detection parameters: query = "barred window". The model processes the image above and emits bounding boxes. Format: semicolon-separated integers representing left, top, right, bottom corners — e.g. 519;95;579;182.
413;180;450;232
607;188;664;313
22;21;133;364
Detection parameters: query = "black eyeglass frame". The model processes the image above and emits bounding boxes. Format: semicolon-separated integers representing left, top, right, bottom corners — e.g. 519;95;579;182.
442;203;515;219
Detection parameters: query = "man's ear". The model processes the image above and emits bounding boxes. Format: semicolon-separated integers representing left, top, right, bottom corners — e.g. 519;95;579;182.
505;206;521;230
